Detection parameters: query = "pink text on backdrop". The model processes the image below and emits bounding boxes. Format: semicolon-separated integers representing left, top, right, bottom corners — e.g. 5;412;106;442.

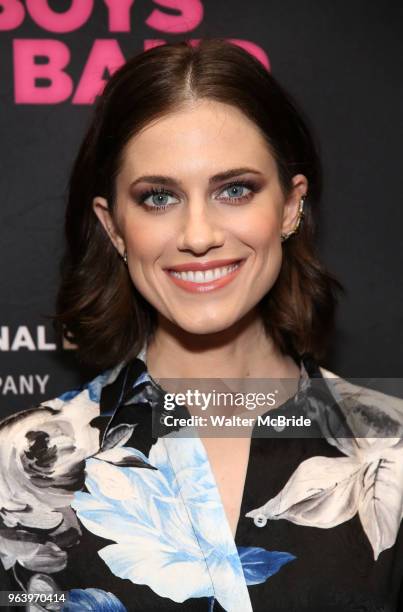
1;0;269;104
0;0;204;32
13;38;270;105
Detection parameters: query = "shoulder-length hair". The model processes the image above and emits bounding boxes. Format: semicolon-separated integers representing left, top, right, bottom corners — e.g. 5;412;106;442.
55;38;343;370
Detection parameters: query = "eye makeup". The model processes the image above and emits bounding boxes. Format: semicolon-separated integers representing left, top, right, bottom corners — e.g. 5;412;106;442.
133;178;262;213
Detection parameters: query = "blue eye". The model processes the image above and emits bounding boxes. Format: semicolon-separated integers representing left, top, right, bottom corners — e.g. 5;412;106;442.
140;188;178;212
218;181;255;203
137;179;257;213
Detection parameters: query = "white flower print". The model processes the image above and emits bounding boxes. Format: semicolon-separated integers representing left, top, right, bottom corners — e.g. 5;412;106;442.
246;374;403;560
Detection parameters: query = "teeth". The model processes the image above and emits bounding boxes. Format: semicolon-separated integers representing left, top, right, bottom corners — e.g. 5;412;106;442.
169;263;240;283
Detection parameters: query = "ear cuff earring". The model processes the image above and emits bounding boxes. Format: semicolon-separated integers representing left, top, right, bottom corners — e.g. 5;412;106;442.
281;195;306;242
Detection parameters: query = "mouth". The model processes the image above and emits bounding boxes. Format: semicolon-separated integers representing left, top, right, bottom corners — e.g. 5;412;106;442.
164;259;246;293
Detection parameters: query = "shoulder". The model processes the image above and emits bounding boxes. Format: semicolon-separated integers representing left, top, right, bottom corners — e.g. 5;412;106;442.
0;361;126;575
287;364;403;561
0;361;125;426
0;361;129;476
318;365;403;436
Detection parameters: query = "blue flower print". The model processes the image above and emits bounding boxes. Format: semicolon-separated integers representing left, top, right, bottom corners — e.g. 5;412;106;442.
63;588;127;611
72;436;295;612
72;442;220;605
237;546;296;585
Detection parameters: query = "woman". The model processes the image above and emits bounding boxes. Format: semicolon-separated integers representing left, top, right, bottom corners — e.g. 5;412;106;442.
1;39;402;612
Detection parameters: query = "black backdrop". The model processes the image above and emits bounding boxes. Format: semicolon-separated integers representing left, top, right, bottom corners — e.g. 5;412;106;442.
1;0;402;418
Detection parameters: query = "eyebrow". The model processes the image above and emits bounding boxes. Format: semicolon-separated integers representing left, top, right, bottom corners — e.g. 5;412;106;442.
129;167;264;189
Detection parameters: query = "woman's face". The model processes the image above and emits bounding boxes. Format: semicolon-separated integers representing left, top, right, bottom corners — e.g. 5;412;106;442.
93;100;308;335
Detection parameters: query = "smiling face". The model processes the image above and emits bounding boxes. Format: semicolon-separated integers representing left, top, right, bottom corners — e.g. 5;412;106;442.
93;100;308;336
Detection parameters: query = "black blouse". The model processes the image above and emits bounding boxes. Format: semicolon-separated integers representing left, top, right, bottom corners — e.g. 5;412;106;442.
0;350;402;612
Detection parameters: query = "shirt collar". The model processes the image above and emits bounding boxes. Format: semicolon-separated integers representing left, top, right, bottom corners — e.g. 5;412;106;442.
98;344;348;441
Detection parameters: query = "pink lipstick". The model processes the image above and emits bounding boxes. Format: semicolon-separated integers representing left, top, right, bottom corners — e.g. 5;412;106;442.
164;258;246;293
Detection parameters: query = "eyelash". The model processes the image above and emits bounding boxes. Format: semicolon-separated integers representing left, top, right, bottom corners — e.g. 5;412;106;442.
137;180;258;213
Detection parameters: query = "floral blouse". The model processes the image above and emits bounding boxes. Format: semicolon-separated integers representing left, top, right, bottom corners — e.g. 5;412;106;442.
1;347;403;612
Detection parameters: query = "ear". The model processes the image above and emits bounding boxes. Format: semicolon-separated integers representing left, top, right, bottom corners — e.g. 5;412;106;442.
92;196;126;256
281;174;309;236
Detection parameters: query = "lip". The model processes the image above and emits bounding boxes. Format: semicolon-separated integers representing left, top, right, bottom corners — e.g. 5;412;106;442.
165;258;243;272
164;259;246;293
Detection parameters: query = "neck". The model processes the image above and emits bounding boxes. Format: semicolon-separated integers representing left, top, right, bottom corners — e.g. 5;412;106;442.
145;309;300;380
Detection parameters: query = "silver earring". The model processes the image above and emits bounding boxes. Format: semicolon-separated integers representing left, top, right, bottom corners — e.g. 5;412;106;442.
281;195;306;242
122;250;128;265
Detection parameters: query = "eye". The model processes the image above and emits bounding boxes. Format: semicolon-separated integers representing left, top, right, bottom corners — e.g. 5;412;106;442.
138;188;179;212
217;181;255;203
137;179;258;213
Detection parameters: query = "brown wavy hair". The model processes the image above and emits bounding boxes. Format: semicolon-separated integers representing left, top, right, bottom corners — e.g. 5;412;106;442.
55;38;343;370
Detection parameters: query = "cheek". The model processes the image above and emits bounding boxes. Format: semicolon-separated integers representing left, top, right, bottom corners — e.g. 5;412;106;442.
122;217;171;301
238;209;281;250
124;217;164;260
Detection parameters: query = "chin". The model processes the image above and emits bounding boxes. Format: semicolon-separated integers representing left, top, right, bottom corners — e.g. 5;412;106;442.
171;313;240;336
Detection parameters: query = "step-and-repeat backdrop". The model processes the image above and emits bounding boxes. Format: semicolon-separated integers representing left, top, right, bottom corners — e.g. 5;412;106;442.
0;1;402;417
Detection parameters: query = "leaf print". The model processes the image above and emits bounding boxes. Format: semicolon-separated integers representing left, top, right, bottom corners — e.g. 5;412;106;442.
95;446;158;469
101;423;137;451
102;455;157;468
359;451;403;560
64;588;127;611
320;369;403;437
246;456;363;528
237;546;296;585
72;444;218;605
27;573;61;612
246;375;403;560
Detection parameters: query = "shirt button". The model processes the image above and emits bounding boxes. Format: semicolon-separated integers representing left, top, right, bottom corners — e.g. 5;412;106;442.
253;513;267;527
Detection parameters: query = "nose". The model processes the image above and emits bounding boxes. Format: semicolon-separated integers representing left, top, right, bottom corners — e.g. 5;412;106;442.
176;197;225;254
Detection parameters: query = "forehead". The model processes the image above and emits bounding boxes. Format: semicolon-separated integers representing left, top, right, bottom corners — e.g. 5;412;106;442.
118;100;277;179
